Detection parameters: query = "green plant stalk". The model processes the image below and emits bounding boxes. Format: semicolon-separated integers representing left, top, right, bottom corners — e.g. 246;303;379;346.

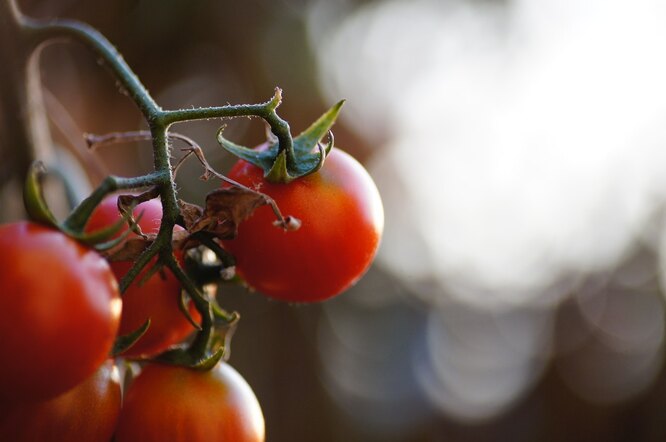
160;89;295;167
164;257;214;360
63;172;167;232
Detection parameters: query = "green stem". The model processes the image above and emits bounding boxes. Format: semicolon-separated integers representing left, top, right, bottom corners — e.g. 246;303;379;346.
159;89;294;164
161;104;268;124
63;172;167;232
164;256;214;359
118;240;160;293
149;124;179;261
114;125;178;295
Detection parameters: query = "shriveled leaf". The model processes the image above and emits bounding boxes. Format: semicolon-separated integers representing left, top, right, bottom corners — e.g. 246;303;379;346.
99;188;266;262
178;199;204;231
103;234;154;261
188;187;268;240
102;230;189;262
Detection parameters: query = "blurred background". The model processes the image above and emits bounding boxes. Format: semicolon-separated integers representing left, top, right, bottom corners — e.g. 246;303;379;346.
4;0;666;440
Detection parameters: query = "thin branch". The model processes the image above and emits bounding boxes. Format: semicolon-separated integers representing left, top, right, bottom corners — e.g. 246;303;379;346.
85;130;200;155
84;130;202;180
159;88;294;165
85;130;155;149
62;172;167;233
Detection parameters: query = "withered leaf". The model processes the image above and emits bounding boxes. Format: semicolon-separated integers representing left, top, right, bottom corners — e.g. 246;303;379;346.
190;187;268;240
104;230;190;262
102;188;265;262
178;199;204;231
104;234;155;261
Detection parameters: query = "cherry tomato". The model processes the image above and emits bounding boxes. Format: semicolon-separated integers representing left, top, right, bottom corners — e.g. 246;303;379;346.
0;222;121;402
115;362;265;442
0;360;121;441
86;195;200;357
222;147;384;302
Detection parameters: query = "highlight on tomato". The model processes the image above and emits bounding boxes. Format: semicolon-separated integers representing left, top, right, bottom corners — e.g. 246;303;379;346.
0;360;121;441
114;362;265;442
0;222;121;403
86;194;200;357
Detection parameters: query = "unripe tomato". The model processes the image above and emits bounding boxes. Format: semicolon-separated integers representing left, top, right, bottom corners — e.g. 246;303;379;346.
0;222;121;402
223;147;384;302
0;360;121;441
86;195;200;357
115;362;265;442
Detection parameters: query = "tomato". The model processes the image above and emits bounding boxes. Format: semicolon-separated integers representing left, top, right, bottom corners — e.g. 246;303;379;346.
222;147;384;302
0;222;121;402
0;360;121;441
115;362;265;442
86;195;200;357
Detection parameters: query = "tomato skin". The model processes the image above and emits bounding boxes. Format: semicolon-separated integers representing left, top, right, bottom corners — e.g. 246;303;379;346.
86;195;199;357
0;360;121;441
223;147;384;302
115;362;265;442
0;222;121;402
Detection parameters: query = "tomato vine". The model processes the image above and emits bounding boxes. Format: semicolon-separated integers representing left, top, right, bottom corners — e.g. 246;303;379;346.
2;0;329;368
0;0;383;440
0;0;384;438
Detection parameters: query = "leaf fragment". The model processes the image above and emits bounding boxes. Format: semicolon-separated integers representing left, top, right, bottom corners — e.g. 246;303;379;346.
188;187;268;240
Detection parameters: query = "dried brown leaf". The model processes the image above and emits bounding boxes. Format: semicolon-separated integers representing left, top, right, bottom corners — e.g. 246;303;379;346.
105;234;154;261
178;199;204;231
190;187;267;240
104;230;190;262
102;188;265;261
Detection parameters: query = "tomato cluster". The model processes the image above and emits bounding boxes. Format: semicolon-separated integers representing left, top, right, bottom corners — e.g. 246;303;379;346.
0;212;263;441
0;355;261;442
0;137;382;439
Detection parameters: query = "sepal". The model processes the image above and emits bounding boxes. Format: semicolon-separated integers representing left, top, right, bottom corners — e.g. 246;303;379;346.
217;100;344;183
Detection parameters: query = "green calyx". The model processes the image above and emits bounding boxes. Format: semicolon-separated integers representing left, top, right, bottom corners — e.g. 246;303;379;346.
217;100;344;184
111;319;151;357
153;306;239;371
23;161;59;228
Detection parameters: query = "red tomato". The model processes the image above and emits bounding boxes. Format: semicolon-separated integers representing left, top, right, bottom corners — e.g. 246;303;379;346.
223;147;384;302
115;362;265;442
86;195;200;357
0;360;121;441
0;222;121;402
